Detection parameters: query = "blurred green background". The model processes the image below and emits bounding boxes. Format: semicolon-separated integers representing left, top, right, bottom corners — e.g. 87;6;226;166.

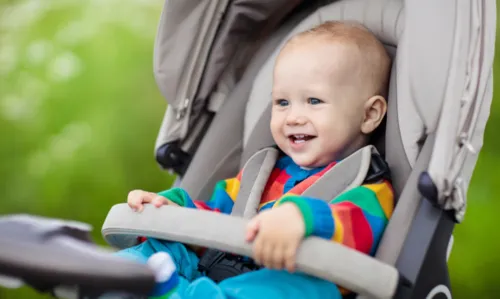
0;0;498;298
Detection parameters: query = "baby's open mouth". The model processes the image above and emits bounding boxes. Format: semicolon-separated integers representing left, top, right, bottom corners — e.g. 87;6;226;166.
288;134;316;144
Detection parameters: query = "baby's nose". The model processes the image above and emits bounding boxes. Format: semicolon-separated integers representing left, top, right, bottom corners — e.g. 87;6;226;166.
286;114;307;125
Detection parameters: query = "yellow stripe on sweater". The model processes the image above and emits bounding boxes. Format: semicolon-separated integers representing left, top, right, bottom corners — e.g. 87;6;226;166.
363;181;394;219
225;178;241;202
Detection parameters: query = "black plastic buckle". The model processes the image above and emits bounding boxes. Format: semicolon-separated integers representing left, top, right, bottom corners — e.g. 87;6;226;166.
155;141;192;176
197;249;260;283
364;153;391;184
197;249;228;273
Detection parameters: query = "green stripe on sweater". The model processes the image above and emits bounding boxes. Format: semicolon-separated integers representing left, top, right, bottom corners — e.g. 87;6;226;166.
330;186;386;219
157;188;189;206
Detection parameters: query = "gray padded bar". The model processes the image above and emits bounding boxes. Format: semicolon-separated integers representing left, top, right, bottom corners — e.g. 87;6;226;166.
102;205;399;299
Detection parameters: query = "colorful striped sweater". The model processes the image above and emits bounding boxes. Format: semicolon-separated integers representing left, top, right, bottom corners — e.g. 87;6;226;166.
158;155;394;257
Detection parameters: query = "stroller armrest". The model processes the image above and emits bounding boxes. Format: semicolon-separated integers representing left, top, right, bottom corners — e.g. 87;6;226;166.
102;204;400;299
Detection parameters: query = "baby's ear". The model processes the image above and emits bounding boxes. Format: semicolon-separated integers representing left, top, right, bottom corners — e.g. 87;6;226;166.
361;95;387;134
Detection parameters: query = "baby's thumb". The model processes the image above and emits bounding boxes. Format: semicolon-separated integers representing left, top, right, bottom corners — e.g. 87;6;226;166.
245;218;260;242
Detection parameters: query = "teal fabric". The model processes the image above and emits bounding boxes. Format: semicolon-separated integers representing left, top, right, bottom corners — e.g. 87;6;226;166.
115;239;341;299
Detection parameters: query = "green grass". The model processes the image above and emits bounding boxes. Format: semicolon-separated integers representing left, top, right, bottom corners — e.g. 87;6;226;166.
0;1;499;298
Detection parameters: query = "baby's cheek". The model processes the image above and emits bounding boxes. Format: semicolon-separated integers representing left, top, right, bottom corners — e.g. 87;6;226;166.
276;137;290;155
270;122;281;139
330;120;354;140
320;132;349;157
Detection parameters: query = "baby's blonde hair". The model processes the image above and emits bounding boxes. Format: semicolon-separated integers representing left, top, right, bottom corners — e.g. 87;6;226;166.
288;21;392;98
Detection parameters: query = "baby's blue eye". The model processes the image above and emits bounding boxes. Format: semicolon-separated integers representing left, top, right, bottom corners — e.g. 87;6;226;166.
308;97;323;105
275;99;289;107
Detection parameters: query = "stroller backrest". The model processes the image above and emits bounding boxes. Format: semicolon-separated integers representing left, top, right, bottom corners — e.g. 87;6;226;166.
155;0;495;265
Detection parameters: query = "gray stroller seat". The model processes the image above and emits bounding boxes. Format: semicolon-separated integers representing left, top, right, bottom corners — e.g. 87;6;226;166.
103;0;496;298
0;0;495;298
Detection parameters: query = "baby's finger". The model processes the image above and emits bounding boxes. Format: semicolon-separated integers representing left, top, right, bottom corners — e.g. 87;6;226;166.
245;218;260;242
284;245;297;273
143;192;158;203
127;191;140;209
262;243;275;269
136;203;145;213
270;245;284;270
152;196;167;207
129;199;143;212
128;190;155;212
127;200;138;210
252;237;264;265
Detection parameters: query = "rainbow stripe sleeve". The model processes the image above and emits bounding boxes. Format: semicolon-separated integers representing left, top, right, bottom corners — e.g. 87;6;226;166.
157;170;242;215
275;180;394;256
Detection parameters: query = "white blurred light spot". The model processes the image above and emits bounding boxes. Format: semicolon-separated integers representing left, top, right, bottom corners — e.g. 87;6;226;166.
0;0;48;30
0;95;30;121
26;40;53;66
47;52;82;82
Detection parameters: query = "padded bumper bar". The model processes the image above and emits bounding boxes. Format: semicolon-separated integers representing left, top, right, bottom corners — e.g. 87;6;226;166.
102;204;400;299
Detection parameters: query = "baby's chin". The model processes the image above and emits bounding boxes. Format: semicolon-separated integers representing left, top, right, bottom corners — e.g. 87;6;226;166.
289;154;330;169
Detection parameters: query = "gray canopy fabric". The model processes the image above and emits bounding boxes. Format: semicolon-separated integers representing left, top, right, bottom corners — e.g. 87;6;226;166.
153;0;305;154
424;0;496;222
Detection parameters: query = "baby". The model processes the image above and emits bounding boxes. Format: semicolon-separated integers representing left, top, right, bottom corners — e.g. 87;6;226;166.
117;21;393;299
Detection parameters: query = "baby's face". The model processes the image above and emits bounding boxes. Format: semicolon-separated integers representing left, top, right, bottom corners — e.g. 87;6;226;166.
271;38;368;168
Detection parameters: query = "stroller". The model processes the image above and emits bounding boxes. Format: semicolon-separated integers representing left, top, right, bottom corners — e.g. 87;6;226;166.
0;0;496;298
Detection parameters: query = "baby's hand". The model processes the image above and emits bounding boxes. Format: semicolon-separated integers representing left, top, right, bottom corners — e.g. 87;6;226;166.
127;190;179;212
245;203;305;272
